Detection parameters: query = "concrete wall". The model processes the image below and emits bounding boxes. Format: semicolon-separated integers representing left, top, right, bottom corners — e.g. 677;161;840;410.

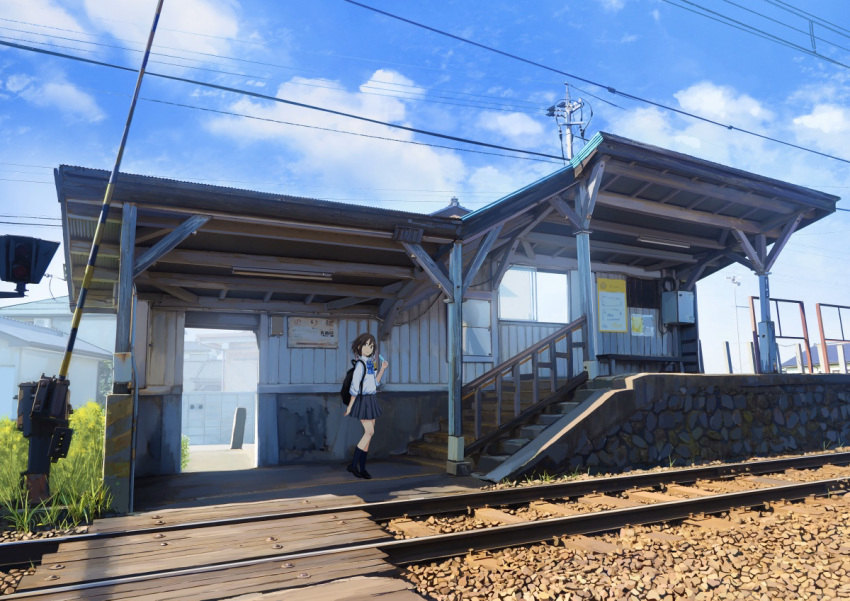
515;373;850;479
182;391;256;445
276;391;446;462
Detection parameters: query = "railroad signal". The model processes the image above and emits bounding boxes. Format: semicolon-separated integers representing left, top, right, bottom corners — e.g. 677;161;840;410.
0;235;59;298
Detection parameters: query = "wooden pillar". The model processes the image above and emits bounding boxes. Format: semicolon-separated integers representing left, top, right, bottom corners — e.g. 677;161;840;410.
104;203;136;514
446;242;468;475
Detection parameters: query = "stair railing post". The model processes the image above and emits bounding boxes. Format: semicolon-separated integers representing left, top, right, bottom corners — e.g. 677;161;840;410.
474;388;482;440
531;352;540;404
512;363;521;416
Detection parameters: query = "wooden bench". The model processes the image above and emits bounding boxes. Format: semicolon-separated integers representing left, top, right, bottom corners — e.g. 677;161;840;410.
596;353;684;373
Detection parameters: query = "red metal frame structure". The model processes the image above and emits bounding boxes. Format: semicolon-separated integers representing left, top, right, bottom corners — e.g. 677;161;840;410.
748;297;813;373
815;303;850;374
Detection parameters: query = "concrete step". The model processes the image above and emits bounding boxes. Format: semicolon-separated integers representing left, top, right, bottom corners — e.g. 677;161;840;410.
518;423;548;439
536;413;564;426
497;438;529;454
553;401;580;414
406;441;447;461
475;454;510;473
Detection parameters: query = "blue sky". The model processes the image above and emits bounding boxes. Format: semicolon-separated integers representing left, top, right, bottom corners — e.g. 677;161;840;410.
1;0;848;373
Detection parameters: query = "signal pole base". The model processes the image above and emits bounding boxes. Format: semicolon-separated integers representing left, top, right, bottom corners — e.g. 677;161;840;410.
22;473;50;503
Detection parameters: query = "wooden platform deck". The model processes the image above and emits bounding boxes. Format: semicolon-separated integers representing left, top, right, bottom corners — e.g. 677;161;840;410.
18;494;423;600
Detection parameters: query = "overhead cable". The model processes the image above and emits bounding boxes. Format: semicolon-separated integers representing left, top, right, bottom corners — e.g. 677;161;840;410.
0;38;565;161
342;0;850;167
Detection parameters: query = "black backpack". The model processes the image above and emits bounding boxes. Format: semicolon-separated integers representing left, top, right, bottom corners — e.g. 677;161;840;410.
341;359;366;405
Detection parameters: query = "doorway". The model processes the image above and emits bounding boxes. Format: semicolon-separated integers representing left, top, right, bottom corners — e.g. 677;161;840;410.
181;327;259;472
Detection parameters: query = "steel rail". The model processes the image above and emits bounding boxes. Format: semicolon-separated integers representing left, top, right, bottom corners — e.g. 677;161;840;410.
3;450;849;569
5;475;848;599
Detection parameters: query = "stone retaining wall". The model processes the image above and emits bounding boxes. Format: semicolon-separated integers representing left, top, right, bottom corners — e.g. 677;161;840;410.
517;374;850;479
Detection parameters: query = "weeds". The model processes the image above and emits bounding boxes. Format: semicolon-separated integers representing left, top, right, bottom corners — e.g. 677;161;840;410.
181;434;191;471
0;402;114;534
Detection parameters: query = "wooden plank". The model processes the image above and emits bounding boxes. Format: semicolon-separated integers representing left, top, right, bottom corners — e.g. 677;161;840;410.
576;494;642;508
29;549;394;601
561;535;621;555
20;512;387;591
474;507;525;525
390;519;434;538
133;215;211;277
664;484;715;498
626;490;684;503
530;501;580;516
89;494;364;533
241;576;423;600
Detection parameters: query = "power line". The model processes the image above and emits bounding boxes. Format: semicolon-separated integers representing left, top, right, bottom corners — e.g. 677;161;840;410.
0;38;566;162
0;18;551;115
761;0;850;40
342;0;850;167
719;0;850;53
664;0;850;70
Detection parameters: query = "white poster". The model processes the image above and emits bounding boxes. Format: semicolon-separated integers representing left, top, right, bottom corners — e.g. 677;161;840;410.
287;317;339;348
631;313;655;337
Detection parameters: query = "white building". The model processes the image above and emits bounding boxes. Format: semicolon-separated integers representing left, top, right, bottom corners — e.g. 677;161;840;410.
0;316;110;419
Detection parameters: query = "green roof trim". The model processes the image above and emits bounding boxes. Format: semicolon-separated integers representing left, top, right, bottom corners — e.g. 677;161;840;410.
461;132;605;222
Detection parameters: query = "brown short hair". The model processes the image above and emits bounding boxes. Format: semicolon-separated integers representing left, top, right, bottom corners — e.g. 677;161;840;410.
351;332;377;356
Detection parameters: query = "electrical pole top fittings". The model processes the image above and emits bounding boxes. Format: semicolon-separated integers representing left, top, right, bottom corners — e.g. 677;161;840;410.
17;376;74;502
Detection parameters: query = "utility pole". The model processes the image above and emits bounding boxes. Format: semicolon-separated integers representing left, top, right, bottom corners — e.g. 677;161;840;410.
547;83;592;162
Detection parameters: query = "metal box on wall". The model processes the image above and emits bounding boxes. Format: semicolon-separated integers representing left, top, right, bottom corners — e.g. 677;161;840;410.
662;291;695;325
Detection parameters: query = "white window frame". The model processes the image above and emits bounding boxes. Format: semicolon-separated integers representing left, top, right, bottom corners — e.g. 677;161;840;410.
498;267;570;324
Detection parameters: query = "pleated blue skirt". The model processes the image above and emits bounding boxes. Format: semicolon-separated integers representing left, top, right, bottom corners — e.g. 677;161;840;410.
349;393;382;420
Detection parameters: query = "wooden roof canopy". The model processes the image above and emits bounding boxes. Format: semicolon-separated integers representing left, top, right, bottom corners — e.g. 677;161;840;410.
57;132;839;331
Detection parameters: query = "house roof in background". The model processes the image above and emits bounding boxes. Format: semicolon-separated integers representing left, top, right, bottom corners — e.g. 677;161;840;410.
780;343;849;368
0;316;110;359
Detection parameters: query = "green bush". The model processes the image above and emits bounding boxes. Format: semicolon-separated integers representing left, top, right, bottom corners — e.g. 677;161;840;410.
0;401;113;533
181;434;191;471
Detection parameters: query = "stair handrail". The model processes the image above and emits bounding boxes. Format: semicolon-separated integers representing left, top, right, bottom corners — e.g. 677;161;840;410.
461;315;587;400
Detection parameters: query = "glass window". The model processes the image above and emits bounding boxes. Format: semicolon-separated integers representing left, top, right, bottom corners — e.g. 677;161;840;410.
499;268;569;323
462;299;491;356
498;268;535;321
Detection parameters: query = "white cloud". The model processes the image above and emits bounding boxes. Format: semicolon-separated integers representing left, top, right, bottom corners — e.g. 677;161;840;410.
5;74;104;122
0;0;87;41
673;81;774;127
620;34;638;43
476;111;547;147
793;104;848;135
597;0;626;12
84;0;241;57
651;9;661;22
205;70;468;205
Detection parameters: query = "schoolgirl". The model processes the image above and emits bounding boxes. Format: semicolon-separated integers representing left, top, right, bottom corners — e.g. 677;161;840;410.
344;332;388;479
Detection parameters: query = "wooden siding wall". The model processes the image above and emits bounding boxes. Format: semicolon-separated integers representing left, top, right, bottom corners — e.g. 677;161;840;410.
594;271;672;357
146;309;184;388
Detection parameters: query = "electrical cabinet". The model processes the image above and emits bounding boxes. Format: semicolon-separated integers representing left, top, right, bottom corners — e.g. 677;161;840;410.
662;290;695;325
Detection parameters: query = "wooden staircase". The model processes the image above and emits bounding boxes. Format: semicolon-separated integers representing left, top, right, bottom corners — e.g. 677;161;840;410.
405;316;588;467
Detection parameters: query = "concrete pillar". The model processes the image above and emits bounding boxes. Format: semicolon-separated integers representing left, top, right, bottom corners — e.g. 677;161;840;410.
757;272;778;374
446;242;469;476
103;393;134;514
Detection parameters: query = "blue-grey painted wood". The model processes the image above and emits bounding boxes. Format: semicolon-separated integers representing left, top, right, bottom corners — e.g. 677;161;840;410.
115;204;136;357
133;214;210;277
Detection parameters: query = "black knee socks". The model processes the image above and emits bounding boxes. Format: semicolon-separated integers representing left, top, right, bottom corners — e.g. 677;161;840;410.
350;447;362;469
359;449;367;471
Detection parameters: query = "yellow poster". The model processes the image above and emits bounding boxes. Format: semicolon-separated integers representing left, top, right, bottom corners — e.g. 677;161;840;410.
597;278;627;332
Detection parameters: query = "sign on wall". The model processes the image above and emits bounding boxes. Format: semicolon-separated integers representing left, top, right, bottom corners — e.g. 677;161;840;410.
597;278;627;333
630;313;655;337
287;317;339;348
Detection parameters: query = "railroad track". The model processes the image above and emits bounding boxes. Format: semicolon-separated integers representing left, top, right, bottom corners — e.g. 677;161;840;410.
3;451;850;600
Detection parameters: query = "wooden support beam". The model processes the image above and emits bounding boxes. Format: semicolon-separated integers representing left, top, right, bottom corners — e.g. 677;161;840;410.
731;229;764;272
151;247;415;280
327;296;374;310
582;159;606;220
461;224;502;297
304;294;314;304
137;272;396;299
141;295;381;315
263;291;273;302
724;251;758;272
400;242;452;297
549;196;583;230
115;204;136;356
219;289;228;300
133;215;211;277
521;240;535;259
154;285;198;304
134;227;171;244
596;191;764;234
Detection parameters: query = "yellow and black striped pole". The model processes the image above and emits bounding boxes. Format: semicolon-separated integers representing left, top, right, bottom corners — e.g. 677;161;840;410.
58;0;165;380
